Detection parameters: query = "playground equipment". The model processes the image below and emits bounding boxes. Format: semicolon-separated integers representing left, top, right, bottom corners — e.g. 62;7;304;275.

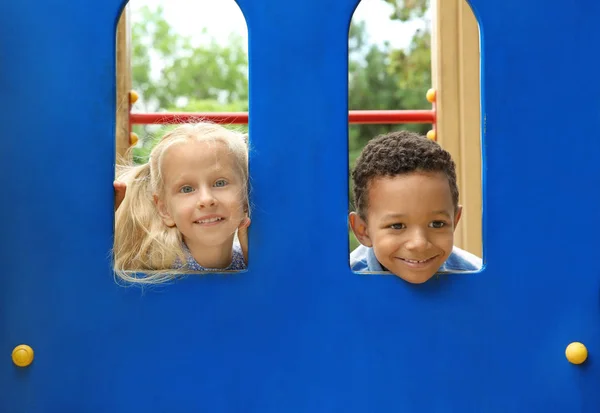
3;0;599;411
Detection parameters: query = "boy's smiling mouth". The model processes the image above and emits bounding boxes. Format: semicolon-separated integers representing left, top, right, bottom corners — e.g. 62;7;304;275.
396;255;439;266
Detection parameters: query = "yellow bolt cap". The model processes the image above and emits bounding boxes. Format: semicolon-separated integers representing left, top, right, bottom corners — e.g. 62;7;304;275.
130;132;139;146
129;90;139;104
426;88;436;103
12;345;34;367
566;342;587;364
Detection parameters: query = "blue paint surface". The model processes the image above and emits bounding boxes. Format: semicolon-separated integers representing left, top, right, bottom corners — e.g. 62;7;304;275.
1;0;599;411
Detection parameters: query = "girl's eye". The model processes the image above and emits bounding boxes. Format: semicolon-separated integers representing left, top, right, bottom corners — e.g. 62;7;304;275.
430;221;447;229
390;223;406;230
214;179;228;188
179;185;194;194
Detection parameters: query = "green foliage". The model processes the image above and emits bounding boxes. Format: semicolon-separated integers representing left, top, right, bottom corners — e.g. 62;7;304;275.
130;6;249;164
131;5;248;111
347;17;430;156
383;0;429;22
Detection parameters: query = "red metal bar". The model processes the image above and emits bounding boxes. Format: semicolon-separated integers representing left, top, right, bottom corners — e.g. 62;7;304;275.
131;112;248;125
349;110;435;124
130;110;435;125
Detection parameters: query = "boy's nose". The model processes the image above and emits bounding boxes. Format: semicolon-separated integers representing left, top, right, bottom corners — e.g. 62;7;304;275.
405;230;429;251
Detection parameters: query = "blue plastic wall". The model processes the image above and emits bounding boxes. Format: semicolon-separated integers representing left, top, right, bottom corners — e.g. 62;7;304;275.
2;0;600;411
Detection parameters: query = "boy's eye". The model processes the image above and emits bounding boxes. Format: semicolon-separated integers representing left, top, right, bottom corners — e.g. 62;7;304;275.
179;185;194;194
390;223;406;230
214;179;228;187
430;221;447;229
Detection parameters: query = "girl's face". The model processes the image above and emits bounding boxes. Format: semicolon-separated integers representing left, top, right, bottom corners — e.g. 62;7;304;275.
155;139;247;252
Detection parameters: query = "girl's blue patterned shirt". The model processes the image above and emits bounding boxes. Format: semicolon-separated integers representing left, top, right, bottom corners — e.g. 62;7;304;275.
176;242;246;271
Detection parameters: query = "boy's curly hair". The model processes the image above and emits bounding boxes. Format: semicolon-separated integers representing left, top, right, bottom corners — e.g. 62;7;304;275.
352;130;459;218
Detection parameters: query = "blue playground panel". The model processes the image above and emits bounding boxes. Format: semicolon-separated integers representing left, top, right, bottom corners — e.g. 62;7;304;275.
2;0;600;411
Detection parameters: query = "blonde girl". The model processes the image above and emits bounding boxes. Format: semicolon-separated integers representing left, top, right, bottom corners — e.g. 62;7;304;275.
113;123;250;284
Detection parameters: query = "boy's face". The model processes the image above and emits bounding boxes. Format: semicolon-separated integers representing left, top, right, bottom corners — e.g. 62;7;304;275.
350;171;462;284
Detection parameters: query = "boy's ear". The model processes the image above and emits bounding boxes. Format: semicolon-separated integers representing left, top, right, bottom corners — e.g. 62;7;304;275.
349;212;373;247
154;194;176;227
453;205;463;230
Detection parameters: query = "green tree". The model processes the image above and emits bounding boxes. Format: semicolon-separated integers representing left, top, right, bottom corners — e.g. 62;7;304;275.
384;0;432;114
129;5;249;164
131;5;248;111
383;0;429;21
348;18;431;164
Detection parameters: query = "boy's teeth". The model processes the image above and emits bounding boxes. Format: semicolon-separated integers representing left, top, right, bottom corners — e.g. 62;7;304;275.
405;258;429;263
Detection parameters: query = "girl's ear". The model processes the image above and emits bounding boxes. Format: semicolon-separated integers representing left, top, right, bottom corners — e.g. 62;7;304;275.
153;194;176;227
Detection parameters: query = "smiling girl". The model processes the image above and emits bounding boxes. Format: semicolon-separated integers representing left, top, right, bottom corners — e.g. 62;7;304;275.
113;123;250;284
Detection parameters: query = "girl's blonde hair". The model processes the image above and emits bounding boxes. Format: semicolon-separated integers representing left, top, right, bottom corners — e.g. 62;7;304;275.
113;122;249;284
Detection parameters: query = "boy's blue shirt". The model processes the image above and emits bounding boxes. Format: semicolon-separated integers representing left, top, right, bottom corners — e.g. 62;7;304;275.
350;244;482;273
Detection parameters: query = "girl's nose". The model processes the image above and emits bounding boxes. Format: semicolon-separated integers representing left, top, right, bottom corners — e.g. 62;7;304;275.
196;189;217;208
